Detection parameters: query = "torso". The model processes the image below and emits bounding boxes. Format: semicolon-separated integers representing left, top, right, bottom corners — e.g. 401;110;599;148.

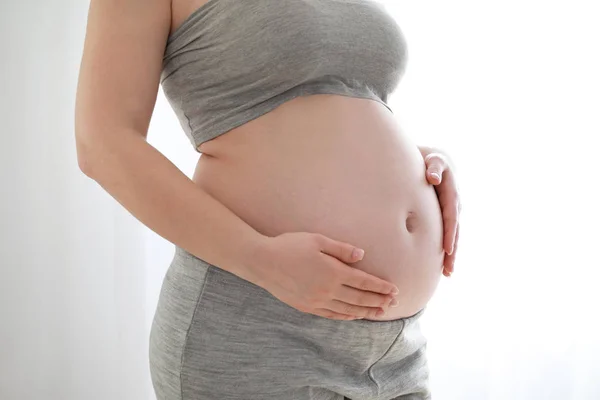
169;0;444;321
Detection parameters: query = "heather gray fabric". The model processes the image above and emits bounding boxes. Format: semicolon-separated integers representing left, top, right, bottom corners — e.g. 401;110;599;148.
160;0;408;152
152;2;424;398
149;247;430;400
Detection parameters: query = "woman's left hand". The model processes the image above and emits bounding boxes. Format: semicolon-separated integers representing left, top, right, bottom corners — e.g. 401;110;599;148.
419;147;461;277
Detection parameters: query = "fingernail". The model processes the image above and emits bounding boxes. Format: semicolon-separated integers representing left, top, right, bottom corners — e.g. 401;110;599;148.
390;298;400;307
352;248;365;260
391;286;400;295
431;172;440;180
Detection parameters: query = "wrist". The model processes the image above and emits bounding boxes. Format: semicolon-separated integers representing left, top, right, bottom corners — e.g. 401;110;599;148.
237;232;274;287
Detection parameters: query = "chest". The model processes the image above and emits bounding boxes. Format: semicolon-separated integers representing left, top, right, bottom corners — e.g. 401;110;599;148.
166;0;407;85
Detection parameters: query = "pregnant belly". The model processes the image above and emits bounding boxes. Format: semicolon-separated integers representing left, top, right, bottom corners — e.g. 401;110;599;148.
193;95;444;320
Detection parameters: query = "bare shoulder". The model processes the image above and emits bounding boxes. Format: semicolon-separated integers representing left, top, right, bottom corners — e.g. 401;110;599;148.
75;0;172;142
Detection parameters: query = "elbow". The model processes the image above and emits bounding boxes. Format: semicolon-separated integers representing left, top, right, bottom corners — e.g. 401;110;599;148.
75;131;100;178
77;153;94;178
74;124;145;178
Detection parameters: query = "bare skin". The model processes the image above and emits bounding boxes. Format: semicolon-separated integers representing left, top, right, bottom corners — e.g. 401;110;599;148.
193;94;444;321
75;0;454;323
167;0;445;321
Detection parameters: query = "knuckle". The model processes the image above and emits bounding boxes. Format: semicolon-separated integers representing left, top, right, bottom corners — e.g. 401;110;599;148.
312;233;326;247
355;293;366;307
424;153;439;164
342;303;355;315
358;278;371;291
306;294;321;307
359;293;375;307
312;308;324;317
444;213;458;224
330;269;344;284
318;284;334;299
296;305;309;313
426;153;447;167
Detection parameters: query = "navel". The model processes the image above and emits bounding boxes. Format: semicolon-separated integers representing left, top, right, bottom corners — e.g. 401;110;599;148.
405;211;417;233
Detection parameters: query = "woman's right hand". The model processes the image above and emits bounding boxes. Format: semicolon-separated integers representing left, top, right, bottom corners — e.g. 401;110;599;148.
249;231;400;320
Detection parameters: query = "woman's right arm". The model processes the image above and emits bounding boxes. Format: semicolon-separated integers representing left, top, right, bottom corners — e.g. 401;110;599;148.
74;0;265;283
75;0;399;319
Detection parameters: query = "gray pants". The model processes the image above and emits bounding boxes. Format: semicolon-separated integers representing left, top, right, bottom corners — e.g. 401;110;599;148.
149;246;431;400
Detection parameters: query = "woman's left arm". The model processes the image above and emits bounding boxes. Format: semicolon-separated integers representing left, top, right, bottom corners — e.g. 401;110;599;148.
418;146;462;277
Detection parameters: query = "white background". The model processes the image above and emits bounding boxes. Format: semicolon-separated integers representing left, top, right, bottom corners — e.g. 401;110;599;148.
1;0;599;399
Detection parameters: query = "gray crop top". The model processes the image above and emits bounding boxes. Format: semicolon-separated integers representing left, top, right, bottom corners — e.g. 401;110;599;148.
160;0;408;152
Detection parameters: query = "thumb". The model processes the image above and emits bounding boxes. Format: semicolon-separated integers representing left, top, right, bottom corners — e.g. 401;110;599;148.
317;234;365;264
427;168;443;183
424;153;447;184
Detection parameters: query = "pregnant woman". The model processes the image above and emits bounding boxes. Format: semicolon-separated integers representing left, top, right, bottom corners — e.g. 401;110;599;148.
75;0;461;399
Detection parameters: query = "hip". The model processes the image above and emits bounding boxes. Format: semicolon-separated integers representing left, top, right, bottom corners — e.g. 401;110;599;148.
149;247;430;399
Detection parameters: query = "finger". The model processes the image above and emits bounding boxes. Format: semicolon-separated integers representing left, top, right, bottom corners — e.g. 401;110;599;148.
341;266;400;296
442;204;459;255
449;199;462;253
317;234;365;264
313;308;361;321
424;153;448;185
435;165;459;209
443;250;456;276
335;284;395;308
435;172;460;255
327;300;384;319
443;222;460;276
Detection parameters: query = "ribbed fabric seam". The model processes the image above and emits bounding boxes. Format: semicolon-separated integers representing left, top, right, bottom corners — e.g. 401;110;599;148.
367;318;406;394
178;263;212;399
